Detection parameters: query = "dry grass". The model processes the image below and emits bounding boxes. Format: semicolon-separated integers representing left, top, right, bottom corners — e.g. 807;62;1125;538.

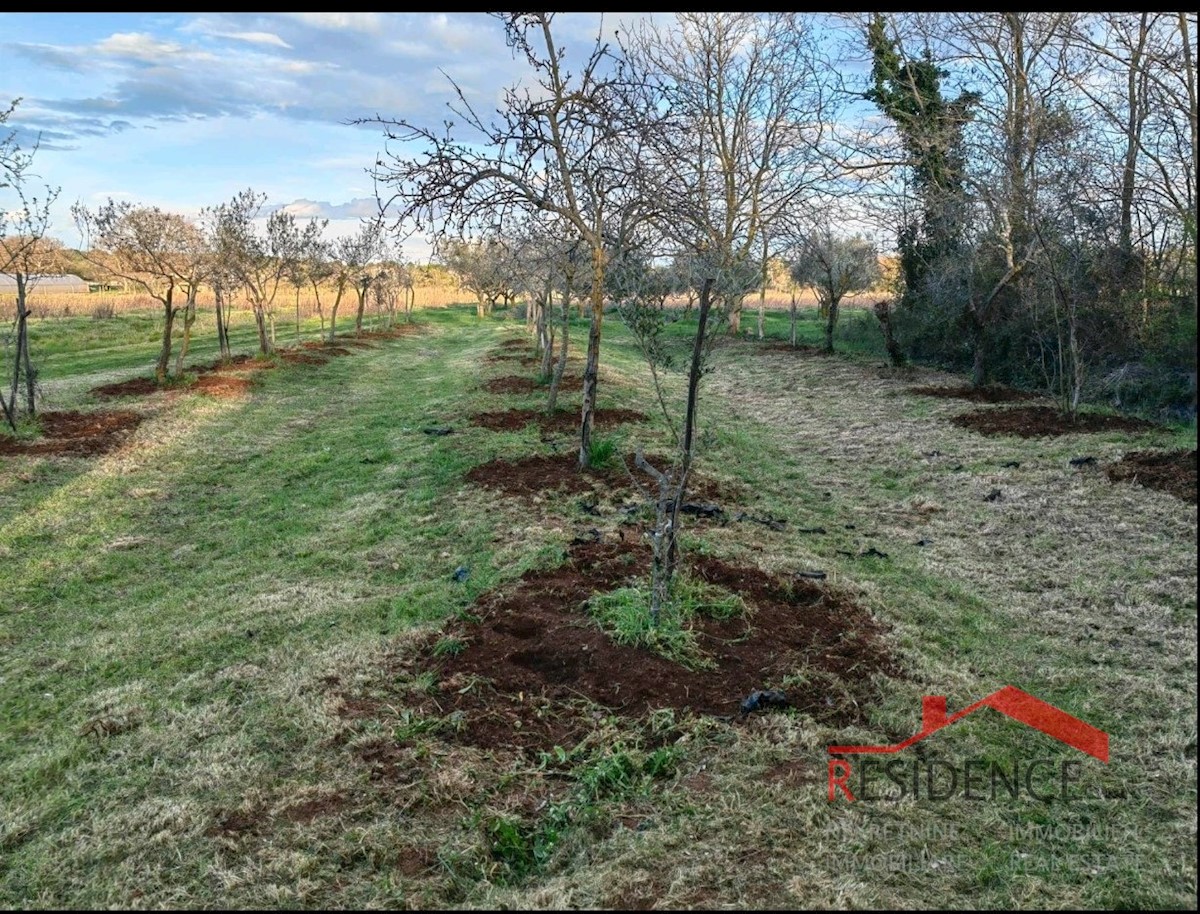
1;312;1194;909
1;282;468;320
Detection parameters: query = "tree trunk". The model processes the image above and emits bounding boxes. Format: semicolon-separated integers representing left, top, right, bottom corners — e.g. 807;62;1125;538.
824;296;840;354
295;286;302;342
971;321;987;388
789;290;798;348
174;286;198;378
254;304;271;355
328;284;345;341
355;285;367;335
578;244;605;469
215;288;231;361
10;273;33;419
873;299;905;366
312;281;326;338
641;276;714;626
156;286;177;384
757;233;768;340
538;285;554;377
546;284;571;415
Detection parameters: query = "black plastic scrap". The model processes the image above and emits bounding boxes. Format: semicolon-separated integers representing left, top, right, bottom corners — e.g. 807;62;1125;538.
740;689;789;715
451;565;470;583
421;426;454;436
1069;456;1097;467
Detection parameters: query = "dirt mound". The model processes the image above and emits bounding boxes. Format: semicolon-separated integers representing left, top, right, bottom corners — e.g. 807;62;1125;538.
90;377;161;399
279;351;329;366
482;375;583;395
0;409;143;457
470;407;646;433
951;405;1158;438
195;354;274;375
1106;449;1197;504
497;337;531;350
465;451;740;505
300;342;355;356
485;353;540;366
338;542;898;753
193;374;254;398
910;384;1038;403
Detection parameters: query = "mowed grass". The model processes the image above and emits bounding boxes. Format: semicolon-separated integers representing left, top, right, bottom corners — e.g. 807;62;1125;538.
1;304;1196;908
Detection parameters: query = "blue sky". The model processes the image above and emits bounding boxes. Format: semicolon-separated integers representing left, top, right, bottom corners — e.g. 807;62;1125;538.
1;12;636;260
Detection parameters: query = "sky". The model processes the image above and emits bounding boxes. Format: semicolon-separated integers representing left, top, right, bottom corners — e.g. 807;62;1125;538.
1;12;643;262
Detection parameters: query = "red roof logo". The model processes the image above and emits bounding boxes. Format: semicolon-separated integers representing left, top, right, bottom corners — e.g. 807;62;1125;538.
828;685;1109;762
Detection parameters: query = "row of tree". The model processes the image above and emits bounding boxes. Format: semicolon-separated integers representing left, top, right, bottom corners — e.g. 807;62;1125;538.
364;11;1196;619
72;193;410;384
4;109;416;431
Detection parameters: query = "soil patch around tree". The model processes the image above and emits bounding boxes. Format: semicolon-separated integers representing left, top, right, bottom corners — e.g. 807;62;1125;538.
279;351;330;366
470;407;647;433
192;374;255;399
333;541;898;754
0;410;143;457
1106;449;1197;504
950;405;1159;438
910;383;1039;404
482;375;583;395
465;450;741;505
90;377;161;399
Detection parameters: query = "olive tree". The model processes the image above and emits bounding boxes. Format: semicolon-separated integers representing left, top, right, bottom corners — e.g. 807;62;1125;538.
363;12;663;469
74;200;205;383
789;229;881;353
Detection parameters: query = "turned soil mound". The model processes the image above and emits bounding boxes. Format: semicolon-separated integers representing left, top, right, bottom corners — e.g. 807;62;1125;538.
300;342;355;356
335;542;898;753
951;405;1158;438
192;374;254;398
910;384;1038;404
482;375;584;395
279;351;330;366
465;450;740;505
1106;450;1197;504
470;407;646;433
90;377;161;398
0;410;143;457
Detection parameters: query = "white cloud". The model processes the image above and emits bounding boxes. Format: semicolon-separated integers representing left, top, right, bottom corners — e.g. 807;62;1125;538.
211;31;292;49
96;32;183;62
285;13;384;33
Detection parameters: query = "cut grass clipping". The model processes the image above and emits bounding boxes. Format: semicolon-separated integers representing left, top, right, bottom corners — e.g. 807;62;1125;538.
588;575;746;671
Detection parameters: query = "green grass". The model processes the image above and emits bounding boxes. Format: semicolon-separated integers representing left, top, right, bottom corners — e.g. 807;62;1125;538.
588;574;745;671
1;303;1195;909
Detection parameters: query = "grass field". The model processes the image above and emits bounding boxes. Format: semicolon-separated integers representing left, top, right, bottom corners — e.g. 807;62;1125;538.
1;304;1195;908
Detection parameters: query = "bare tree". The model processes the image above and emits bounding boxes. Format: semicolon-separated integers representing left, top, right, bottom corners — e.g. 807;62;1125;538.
788;228;881;353
74;200;205;383
1;99;59;430
363;12;663;468
626;13;842;336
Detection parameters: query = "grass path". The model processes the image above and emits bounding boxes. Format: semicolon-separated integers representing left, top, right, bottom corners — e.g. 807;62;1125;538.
1;309;1195;908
